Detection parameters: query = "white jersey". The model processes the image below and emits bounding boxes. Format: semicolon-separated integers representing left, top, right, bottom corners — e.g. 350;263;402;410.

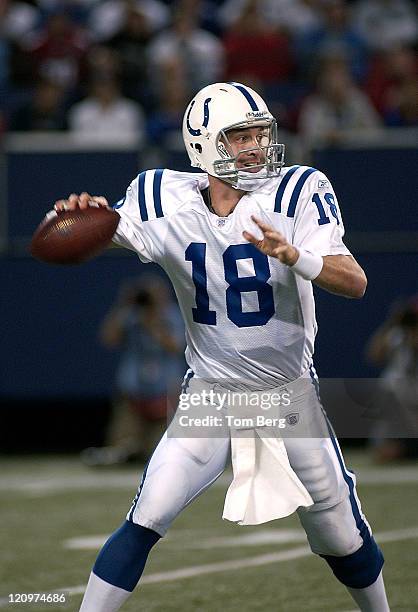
112;166;350;388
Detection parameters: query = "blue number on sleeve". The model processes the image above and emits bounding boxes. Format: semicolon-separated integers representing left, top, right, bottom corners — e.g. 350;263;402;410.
312;192;340;226
185;242;217;325
324;193;340;225
223;244;275;328
312;193;330;226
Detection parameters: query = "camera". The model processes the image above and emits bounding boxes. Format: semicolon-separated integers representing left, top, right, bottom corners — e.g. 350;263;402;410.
134;289;154;308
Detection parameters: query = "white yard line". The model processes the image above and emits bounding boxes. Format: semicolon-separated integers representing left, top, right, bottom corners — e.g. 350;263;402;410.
0;473;143;494
64;528;308;551
1;465;418;495
0;526;414;607
61;545;314;597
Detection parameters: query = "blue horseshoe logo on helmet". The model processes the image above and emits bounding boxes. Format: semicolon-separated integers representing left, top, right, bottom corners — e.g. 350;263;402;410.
186;97;212;136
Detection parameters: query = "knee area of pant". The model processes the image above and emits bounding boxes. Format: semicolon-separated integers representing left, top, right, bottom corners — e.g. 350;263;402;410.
300;497;361;557
320;534;384;589
137;462;191;523
101;521;160;556
310;536;359;558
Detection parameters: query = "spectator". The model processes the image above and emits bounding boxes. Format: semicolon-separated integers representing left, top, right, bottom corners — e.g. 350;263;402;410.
295;0;369;83
147;0;224;99
0;0;41;43
218;0;323;37
147;57;189;147
297;57;381;147
30;10;89;91
222;0;295;85
9;77;66;131
68;76;145;145
366;296;418;462
366;45;418;126
0;27;10;96
82;43;121;84
88;0;170;43
0;0;40;107
37;1;96;21
82;275;185;465
353;0;418;52
106;3;153;109
383;77;418;127
0;110;6;140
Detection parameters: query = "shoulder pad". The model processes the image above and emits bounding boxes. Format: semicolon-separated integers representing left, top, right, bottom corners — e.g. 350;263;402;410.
132;169;208;222
274;166;318;216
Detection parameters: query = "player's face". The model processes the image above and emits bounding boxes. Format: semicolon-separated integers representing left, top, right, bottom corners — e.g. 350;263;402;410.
223;126;269;173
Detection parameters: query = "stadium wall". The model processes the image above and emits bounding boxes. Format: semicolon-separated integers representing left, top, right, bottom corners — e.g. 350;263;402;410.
0;137;416;450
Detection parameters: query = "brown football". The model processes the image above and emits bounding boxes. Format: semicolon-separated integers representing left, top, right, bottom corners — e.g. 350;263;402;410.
30;206;120;265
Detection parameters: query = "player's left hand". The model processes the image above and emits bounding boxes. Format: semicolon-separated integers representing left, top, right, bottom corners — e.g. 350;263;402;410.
243;216;299;266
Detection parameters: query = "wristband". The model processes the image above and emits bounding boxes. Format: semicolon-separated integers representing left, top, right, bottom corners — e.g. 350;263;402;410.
290;248;323;280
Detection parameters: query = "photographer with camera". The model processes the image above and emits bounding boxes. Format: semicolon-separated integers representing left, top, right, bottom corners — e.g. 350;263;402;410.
366;295;418;462
82;274;184;466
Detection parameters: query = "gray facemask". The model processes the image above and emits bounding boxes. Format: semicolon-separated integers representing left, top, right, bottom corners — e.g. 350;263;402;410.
233;168;277;192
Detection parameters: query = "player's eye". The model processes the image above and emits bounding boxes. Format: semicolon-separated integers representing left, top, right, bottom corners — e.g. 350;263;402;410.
256;131;270;147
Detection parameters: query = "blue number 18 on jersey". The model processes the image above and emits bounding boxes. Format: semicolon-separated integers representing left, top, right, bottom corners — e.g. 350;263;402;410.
185;243;275;328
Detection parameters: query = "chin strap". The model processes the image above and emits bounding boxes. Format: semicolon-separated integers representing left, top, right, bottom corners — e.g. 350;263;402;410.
232;168;277;192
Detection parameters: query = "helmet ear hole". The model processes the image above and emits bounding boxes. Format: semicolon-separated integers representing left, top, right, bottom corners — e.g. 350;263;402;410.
190;143;202;154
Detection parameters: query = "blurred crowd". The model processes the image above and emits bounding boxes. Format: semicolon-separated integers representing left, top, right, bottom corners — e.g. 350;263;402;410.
0;0;417;147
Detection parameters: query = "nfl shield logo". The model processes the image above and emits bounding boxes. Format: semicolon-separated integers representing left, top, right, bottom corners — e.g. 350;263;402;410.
286;413;299;426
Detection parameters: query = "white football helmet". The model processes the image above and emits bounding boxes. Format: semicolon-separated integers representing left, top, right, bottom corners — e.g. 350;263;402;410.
182;82;285;190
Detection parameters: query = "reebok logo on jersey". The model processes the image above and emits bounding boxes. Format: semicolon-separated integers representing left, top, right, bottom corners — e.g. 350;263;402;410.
318;179;329;189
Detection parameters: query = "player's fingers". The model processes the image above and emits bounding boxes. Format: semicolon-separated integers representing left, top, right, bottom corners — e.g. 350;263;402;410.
78;192;93;209
265;230;286;244
54;199;68;212
54;194;109;212
90;196;110;209
78;193;110;209
67;193;81;209
242;230;262;247
250;215;273;234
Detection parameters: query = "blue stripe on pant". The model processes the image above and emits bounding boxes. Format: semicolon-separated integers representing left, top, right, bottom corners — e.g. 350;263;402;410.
128;460;150;523
309;366;384;588
323;421;384;588
128;370;194;523
181;369;194;394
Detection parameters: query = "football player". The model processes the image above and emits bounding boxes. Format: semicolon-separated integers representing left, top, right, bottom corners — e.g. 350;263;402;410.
55;82;389;611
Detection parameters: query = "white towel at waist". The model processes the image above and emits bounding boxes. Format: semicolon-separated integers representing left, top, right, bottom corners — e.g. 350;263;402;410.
223;430;313;525
222;381;314;525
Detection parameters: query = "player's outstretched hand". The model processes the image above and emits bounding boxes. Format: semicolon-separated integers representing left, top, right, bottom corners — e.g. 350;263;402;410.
54;192;110;212
243;216;299;266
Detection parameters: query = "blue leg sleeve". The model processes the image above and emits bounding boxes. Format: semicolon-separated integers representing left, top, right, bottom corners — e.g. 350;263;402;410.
93;521;160;591
321;533;384;589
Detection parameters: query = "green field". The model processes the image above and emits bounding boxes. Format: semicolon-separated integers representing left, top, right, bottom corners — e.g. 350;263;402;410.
1;451;417;611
